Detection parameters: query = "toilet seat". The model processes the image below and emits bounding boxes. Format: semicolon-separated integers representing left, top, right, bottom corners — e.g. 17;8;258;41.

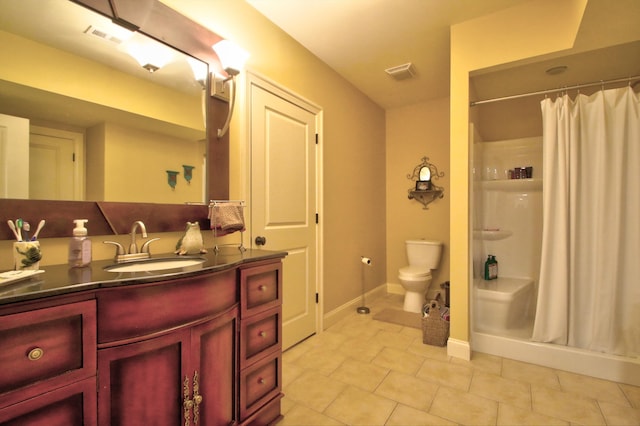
398;266;432;280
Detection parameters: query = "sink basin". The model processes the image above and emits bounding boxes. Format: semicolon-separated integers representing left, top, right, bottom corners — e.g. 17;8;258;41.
104;257;206;273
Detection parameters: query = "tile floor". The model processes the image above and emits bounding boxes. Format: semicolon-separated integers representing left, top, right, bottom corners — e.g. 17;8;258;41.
278;294;640;425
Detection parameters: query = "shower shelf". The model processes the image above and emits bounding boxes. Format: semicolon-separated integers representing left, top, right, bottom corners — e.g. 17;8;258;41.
473;229;513;240
478;178;542;191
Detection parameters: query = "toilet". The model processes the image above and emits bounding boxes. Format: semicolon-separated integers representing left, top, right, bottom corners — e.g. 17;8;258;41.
398;240;443;313
473;277;533;332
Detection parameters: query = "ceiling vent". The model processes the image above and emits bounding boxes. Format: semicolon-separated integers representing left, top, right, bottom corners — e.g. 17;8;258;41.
84;25;125;45
385;63;416;81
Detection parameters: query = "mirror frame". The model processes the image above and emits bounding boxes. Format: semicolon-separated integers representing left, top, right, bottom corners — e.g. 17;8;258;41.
1;0;230;239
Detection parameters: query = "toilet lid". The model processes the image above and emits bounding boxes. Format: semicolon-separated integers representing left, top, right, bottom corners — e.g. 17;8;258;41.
399;266;431;279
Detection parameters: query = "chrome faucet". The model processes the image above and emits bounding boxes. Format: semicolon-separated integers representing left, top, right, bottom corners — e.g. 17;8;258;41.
129;220;147;254
104;220;160;262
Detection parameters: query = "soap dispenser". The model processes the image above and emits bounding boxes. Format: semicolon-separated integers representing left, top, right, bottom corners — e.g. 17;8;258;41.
69;219;92;267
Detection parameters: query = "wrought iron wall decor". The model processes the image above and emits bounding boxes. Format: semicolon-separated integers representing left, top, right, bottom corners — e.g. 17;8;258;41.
406;156;445;209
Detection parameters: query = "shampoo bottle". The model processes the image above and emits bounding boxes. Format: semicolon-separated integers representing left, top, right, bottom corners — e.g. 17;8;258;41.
484;255;492;280
484;255;499;280
491;255;499;279
69;219;92;267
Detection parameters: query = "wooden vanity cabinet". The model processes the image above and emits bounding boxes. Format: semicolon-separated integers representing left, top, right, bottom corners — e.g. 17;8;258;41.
97;307;237;426
0;299;97;425
0;255;285;425
97;269;239;426
238;260;284;425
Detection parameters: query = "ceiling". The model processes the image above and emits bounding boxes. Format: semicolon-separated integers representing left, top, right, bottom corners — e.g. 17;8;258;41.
245;0;640;109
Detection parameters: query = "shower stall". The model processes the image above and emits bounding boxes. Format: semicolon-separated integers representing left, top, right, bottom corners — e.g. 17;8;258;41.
470;122;640;387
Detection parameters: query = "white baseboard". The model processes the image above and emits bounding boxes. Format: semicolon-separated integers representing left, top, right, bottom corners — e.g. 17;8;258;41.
323;284;387;329
447;338;471;361
387;283;443;302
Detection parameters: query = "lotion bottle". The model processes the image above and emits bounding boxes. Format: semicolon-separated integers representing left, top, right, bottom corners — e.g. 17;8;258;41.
69;219;92;267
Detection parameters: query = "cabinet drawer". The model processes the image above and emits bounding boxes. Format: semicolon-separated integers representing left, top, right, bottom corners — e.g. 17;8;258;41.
240;392;283;426
240;306;281;368
240;261;282;317
0;377;97;426
239;353;281;420
97;268;237;344
0;300;96;409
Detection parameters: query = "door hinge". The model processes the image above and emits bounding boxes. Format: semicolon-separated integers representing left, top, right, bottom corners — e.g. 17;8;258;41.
315;213;319;224
315;293;319;304
72;153;76;162
315;133;318;144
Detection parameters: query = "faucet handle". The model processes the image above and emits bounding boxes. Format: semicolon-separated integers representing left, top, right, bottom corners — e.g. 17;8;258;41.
103;241;125;257
141;238;160;254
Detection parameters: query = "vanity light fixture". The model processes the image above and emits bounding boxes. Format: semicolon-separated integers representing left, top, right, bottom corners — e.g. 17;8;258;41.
125;39;174;73
211;39;249;138
187;57;208;88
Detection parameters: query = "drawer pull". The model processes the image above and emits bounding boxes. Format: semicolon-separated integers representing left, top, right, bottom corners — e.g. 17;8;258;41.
258;377;266;385
259;331;267;338
258;284;267;292
27;347;44;361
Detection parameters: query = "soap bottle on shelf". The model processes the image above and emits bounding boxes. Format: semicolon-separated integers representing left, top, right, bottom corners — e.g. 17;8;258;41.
484;255;499;280
490;255;498;279
484;255;492;280
69;219;92;267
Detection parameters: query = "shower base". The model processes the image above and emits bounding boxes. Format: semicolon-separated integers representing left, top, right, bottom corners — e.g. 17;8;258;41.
472;329;640;387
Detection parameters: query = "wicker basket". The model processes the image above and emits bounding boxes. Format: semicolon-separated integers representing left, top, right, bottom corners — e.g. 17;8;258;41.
421;300;450;347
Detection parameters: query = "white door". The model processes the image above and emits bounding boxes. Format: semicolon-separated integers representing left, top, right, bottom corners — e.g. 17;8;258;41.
249;78;320;350
29;126;84;200
0;113;30;198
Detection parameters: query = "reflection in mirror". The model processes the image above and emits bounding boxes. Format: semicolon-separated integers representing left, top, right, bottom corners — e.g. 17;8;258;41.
419;166;431;182
0;0;208;204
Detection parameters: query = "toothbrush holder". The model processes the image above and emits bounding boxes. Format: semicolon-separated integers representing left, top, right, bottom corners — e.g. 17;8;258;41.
13;241;42;270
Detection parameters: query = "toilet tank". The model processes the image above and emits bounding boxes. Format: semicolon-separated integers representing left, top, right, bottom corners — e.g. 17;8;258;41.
406;240;443;269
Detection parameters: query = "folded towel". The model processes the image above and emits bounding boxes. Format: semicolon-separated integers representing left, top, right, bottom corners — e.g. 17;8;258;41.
209;202;245;235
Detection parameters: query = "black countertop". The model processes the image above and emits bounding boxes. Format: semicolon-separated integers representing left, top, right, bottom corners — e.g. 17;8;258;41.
0;249;286;307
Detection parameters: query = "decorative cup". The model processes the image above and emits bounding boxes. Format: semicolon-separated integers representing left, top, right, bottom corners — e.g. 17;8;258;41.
13;241;42;270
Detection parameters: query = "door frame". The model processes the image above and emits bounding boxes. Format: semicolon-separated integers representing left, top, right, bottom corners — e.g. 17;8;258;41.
240;70;324;338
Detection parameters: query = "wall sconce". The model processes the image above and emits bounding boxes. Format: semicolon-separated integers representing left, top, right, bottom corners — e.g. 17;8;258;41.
187;57;208;88
125;39;174;73
182;165;195;184
166;170;179;190
407;157;445;209
211;39;249;138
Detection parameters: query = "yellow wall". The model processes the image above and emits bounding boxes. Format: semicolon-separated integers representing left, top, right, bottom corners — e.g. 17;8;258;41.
160;1;388;314
0;30;202;130
93;123;205;203
385;98;450;290
0;1;387;316
449;0;588;346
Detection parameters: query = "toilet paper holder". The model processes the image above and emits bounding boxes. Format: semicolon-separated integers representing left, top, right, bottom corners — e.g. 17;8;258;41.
357;256;372;314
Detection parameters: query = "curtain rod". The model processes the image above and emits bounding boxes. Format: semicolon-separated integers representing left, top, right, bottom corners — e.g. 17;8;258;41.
469;75;640;107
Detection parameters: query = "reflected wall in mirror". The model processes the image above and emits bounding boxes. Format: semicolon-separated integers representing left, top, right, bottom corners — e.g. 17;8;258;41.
0;0;208;204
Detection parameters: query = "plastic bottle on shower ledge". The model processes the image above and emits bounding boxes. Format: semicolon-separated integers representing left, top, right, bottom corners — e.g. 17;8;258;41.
484;255;498;280
484;255;491;280
491;255;498;279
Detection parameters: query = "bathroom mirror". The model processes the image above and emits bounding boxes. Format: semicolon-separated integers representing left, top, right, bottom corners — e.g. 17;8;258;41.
0;0;209;204
419;166;431;182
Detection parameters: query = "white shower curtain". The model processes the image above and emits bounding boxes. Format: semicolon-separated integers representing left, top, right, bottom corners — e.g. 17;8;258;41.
532;86;640;358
